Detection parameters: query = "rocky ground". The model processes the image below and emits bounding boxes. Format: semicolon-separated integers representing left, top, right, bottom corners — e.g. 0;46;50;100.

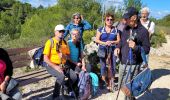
13;36;170;100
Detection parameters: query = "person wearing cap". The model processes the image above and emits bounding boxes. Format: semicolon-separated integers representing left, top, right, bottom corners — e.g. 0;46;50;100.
43;24;78;99
140;7;155;40
0;48;22;100
64;12;92;45
114;7;150;100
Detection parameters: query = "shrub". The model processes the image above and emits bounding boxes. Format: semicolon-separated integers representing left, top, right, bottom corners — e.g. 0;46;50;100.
83;30;96;44
151;27;167;48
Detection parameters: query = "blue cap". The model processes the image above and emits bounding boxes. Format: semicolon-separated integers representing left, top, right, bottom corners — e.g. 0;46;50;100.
123;7;138;19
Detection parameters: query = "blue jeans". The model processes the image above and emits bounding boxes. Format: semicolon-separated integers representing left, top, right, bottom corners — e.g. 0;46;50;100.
99;53;116;77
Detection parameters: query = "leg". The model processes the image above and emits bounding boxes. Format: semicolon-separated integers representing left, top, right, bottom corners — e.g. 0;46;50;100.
100;57;107;87
45;65;65;98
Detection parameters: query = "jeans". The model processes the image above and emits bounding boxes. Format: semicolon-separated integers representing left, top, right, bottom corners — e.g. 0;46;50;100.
118;63;141;100
99;53;116;76
45;65;78;97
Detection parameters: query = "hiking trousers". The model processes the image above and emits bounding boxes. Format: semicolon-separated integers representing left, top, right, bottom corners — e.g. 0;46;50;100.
118;63;141;100
45;65;77;97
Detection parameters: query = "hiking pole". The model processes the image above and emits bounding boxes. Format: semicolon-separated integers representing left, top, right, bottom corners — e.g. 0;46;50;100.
115;57;129;100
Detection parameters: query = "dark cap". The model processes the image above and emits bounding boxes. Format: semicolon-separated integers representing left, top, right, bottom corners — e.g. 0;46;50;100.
123;7;138;19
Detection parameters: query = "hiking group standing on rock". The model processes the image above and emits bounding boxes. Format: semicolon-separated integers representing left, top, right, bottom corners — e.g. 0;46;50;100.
0;6;155;100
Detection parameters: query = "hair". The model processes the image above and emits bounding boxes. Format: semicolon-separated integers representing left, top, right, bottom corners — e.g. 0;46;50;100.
70;28;80;36
104;12;115;21
72;12;81;19
141;7;150;13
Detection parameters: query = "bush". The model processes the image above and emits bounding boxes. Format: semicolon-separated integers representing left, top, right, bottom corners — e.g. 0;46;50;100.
151;27;167;48
83;30;96;44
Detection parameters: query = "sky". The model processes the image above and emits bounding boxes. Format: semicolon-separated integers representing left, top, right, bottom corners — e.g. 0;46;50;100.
19;0;170;19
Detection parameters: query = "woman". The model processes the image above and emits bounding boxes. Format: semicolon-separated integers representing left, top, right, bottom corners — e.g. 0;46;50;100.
0;48;22;100
64;12;91;46
95;12;120;91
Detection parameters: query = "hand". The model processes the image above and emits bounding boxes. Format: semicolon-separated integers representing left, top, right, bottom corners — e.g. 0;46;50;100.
54;65;63;73
81;66;86;71
128;40;136;49
81;15;84;20
114;48;120;56
76;62;82;67
0;81;7;93
105;41;112;46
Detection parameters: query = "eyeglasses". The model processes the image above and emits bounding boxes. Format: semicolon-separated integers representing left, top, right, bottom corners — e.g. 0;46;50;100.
106;18;113;21
59;30;65;33
74;17;81;19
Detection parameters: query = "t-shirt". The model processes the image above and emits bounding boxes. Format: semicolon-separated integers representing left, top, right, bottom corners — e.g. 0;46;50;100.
0;59;6;84
68;40;83;63
43;38;70;64
141;20;155;35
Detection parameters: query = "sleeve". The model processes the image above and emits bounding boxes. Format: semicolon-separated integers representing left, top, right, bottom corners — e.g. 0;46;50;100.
82;20;92;30
43;40;51;56
134;30;150;54
64;23;71;38
149;22;155;34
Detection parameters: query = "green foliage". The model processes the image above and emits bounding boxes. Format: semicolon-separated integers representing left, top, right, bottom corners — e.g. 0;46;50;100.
156;14;170;27
83;30;96;44
151;26;167;48
124;0;142;11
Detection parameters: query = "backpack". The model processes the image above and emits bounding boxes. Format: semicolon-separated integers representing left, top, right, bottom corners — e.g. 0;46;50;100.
78;71;99;100
78;71;92;100
32;39;54;67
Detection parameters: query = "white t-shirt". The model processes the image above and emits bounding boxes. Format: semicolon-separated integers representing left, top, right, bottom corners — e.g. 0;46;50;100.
141;20;155;35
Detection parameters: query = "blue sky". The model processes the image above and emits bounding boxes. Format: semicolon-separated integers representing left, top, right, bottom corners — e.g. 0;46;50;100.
19;0;170;19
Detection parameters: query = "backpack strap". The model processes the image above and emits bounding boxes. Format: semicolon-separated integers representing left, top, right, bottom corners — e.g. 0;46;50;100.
147;20;152;30
49;38;54;48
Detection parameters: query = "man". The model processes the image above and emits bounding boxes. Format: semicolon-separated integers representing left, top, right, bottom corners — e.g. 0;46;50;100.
43;24;77;99
114;7;150;100
140;7;155;40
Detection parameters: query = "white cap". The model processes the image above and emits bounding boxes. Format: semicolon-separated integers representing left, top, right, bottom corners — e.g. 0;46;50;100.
54;24;65;32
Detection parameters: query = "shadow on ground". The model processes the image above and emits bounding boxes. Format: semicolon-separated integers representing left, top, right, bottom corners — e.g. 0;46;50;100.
151;68;170;82
138;88;170;100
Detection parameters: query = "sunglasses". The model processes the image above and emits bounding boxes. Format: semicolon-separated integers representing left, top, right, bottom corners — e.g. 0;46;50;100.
106;18;113;21
74;17;81;19
59;30;65;33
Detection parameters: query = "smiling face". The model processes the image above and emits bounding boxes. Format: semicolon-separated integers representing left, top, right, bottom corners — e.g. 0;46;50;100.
105;16;114;27
71;29;80;42
73;15;81;25
141;10;149;20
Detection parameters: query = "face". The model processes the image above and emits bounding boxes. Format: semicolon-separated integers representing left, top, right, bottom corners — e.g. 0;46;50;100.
141;10;149;20
105;16;114;26
55;30;65;39
73;15;81;24
125;15;137;27
71;30;80;41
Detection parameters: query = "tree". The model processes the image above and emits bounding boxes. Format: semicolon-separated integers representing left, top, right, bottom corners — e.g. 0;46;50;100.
124;0;142;11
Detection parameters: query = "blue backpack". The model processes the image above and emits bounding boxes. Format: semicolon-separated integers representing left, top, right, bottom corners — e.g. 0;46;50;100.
78;71;99;100
32;39;53;67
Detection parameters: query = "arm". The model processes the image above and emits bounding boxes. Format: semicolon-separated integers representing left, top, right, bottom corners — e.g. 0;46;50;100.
95;30;106;45
64;24;71;38
0;76;10;93
82;20;92;30
148;22;155;39
44;55;63;73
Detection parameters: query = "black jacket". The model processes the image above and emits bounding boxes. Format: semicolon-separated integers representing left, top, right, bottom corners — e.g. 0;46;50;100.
117;22;150;65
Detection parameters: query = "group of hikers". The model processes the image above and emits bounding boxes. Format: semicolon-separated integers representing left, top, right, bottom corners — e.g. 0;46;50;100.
0;6;155;100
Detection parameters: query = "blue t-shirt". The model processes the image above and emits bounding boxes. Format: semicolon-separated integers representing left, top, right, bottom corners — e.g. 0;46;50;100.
97;27;118;49
68;40;83;63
